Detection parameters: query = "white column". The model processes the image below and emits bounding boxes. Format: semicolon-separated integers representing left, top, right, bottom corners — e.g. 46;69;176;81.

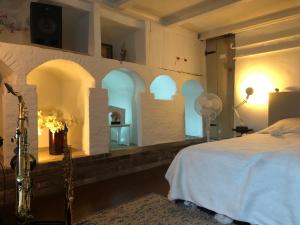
89;87;109;155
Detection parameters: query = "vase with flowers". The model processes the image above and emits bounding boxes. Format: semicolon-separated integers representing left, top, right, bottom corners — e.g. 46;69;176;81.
38;109;79;155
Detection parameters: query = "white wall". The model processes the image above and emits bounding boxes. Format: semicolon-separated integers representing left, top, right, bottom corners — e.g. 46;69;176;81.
141;93;185;146
0;40;204;166
0;0;205;166
28;71;63;147
148;22;203;75
27;60;95;155
0;60;18;164
62;5;90;53
0;0;91;53
0;85;3;160
0;90;2;138
235;18;300;131
0;0;30;45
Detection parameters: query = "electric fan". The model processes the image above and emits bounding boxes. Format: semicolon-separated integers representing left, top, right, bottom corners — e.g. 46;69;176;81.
195;93;223;141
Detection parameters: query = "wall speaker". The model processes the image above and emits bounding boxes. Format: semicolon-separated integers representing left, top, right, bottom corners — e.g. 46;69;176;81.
30;2;62;48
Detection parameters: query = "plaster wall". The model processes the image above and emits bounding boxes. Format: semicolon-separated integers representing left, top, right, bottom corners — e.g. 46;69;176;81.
235;18;300;131
0;0;91;54
0;0;205;167
0;85;3;161
141;93;185;146
0;60;19;165
0;91;2;139
0;0;30;45
0;42;204;167
62;7;90;53
61;79;84;150
29;71;63;148
27;60;94;154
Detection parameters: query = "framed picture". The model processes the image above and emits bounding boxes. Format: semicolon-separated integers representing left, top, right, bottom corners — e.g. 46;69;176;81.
101;43;113;59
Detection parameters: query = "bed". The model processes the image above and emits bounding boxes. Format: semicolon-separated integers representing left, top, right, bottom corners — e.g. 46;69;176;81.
165;91;300;225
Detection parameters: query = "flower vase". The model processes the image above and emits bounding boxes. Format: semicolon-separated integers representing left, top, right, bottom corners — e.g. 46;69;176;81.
49;130;64;155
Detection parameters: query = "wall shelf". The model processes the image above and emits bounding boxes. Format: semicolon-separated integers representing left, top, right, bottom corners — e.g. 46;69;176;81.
100;12;146;65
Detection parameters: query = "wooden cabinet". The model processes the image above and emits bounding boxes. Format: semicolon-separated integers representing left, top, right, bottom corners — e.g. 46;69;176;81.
148;22;203;75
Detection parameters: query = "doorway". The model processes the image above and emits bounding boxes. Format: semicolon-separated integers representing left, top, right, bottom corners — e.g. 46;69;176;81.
206;34;235;139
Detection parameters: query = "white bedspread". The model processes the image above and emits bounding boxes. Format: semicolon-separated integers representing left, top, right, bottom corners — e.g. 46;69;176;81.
166;133;300;225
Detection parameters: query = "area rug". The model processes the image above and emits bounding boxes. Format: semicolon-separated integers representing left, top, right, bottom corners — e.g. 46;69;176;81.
76;193;224;225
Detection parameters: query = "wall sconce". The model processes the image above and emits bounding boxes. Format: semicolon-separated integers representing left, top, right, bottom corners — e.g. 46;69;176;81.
232;87;254;135
234;87;254;112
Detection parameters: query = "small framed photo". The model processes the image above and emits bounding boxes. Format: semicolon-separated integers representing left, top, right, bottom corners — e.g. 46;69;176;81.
101;43;113;59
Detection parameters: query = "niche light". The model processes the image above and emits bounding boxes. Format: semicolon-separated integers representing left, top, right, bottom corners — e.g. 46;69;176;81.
240;74;274;106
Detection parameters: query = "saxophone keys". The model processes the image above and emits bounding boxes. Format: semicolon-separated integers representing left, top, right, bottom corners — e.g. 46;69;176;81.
17;176;24;183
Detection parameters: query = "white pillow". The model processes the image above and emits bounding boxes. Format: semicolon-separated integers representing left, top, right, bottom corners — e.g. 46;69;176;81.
259;117;300;135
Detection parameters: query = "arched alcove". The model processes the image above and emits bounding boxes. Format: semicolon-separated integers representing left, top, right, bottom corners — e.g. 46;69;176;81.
27;59;95;162
102;68;145;148
182;80;204;138
150;75;177;100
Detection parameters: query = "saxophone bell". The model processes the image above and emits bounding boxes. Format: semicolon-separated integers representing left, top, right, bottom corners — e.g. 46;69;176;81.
4;82;16;95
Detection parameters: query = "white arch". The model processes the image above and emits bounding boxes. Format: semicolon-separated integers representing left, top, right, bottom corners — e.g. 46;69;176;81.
27;59;95;158
102;68;145;147
182;80;204;138
27;59;95;87
150;75;177;100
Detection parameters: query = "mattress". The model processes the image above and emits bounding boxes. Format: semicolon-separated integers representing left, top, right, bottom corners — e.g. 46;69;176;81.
166;133;300;225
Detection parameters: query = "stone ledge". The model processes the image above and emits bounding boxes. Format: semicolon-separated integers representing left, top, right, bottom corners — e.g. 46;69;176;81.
0;138;205;204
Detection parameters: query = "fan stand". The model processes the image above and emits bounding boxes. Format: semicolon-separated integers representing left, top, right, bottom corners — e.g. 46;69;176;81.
205;117;211;142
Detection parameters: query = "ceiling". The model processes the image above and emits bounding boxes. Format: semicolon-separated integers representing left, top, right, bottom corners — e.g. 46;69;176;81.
101;0;300;39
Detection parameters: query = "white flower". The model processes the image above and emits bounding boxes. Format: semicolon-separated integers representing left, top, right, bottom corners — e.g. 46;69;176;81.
38;109;80;134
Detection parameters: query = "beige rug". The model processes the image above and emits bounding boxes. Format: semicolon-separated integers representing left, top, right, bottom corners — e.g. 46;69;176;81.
76;193;225;225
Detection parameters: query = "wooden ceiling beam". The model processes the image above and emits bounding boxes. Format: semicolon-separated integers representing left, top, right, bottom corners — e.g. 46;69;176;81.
199;6;300;40
160;0;241;26
101;0;133;8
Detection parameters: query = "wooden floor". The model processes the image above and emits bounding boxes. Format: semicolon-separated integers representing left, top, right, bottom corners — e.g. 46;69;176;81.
3;164;170;224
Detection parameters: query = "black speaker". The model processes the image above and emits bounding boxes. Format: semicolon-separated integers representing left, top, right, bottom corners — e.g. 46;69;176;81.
30;2;62;48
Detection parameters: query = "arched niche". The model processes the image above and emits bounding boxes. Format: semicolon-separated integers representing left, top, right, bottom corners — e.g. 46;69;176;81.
102;68;145;148
150;75;177;100
182;80;204;138
26;59;95;161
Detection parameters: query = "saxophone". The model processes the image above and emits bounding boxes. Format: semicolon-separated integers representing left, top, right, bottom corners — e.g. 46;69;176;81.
4;83;36;224
62;125;73;225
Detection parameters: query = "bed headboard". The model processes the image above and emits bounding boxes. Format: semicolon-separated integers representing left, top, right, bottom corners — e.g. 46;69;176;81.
268;91;300;125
